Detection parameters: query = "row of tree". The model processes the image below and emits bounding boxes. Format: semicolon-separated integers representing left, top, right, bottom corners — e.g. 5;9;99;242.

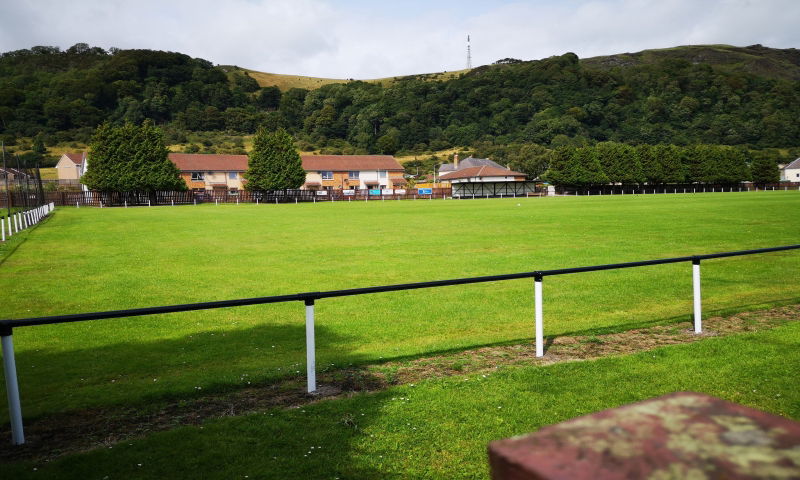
83;121;304;192
544;143;779;186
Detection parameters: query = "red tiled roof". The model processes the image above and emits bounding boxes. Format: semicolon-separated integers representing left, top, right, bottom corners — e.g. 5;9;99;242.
439;166;526;180
301;155;403;171
168;153;404;173
64;153;85;165
169;153;248;171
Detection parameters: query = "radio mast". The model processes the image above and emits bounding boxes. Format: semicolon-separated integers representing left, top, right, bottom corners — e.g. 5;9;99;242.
466;35;472;69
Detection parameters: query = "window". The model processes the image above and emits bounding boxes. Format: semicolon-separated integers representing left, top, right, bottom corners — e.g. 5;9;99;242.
378;170;387;179
229;172;237;179
348;171;359;179
229;189;239;195
191;172;205;181
321;171;333;180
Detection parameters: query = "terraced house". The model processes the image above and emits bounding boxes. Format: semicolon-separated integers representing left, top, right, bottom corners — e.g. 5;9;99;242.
301;155;406;190
166;153;406;192
169;153;246;194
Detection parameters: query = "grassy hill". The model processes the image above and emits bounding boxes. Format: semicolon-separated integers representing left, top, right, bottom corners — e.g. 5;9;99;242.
582;44;800;81
233;67;472;91
235;45;800;92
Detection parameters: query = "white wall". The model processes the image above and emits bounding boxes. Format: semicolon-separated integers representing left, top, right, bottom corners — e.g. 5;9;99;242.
358;170;385;188
785;168;800;183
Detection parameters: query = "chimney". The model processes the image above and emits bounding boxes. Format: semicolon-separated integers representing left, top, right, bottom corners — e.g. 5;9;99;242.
454;153;459;169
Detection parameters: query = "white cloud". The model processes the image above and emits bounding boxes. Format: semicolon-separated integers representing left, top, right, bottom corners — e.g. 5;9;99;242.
0;0;798;78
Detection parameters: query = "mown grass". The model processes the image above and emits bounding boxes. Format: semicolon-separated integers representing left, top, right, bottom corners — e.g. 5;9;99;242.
0;192;798;420
4;322;799;479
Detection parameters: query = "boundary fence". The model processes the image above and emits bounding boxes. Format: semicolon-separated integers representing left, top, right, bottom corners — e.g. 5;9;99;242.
2;188;454;207
1;244;799;445
556;182;800;196
0;203;54;243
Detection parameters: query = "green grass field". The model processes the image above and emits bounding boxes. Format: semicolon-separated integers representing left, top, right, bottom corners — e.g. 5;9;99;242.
5;322;799;479
1;192;798;423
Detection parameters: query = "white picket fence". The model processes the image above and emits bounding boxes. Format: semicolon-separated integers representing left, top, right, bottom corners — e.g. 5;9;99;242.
0;203;55;242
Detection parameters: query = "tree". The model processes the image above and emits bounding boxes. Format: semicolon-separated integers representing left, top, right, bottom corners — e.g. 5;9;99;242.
244;127;305;190
544;146;607;186
751;157;779;183
82;120;185;192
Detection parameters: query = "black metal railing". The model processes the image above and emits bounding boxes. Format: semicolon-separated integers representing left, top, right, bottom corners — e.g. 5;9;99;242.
1;243;798;445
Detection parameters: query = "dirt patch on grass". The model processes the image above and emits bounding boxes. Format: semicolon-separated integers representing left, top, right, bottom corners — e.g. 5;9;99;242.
1;305;797;463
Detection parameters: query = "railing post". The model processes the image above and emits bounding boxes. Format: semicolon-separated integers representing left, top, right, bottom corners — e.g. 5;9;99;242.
1;328;25;445
534;274;544;357
692;258;702;333
305;299;317;393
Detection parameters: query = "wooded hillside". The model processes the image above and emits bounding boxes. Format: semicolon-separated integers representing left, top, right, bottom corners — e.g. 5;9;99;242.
1;43;799;156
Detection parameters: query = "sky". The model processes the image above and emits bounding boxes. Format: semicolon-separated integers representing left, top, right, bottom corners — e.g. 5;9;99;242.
1;0;798;79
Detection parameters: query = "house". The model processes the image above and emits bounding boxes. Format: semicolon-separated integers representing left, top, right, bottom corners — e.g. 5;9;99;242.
438;155;536;197
782;158;800;182
437;154;501;178
169;153;247;194
167;153;406;192
301;155;406;190
0;167;24;182
55;153;87;181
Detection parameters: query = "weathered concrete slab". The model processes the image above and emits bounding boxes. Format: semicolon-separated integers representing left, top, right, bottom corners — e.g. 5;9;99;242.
488;392;800;479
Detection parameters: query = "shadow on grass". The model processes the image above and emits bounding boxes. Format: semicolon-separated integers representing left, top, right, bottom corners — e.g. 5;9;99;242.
0;212;54;266
4;319;372;421
0;320;397;472
3;388;398;479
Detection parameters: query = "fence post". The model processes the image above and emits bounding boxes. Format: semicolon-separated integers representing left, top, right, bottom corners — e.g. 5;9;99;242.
534;274;544;357
1;329;25;445
305;299;317;393
7;216;12;236
692;258;702;334
1;217;4;241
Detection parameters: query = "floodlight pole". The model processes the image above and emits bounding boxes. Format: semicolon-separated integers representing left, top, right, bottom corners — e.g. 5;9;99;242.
1;329;24;445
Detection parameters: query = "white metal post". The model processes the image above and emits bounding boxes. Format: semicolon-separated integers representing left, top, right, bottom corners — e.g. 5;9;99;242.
7;216;12;236
305;299;317;393
1;217;5;241
2;332;25;445
534;276;544;357
692;259;702;334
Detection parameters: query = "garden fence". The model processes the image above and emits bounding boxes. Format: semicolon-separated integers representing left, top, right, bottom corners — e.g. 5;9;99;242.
1;243;798;445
